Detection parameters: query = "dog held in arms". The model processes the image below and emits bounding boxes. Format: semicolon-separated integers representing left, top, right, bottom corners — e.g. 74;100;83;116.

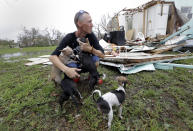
76;38;100;91
92;76;128;130
50;46;76;88
49;46;82;112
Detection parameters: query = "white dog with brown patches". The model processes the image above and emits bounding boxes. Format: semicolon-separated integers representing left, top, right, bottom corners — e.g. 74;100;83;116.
92;76;128;130
50;46;76;87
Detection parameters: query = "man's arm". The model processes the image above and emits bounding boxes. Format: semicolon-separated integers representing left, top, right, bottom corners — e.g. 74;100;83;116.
77;37;105;58
91;46;105;58
80;43;104;58
50;33;81;79
49;55;81;79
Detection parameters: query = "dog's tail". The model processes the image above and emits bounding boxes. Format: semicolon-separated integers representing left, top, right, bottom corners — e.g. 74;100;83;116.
92;90;102;102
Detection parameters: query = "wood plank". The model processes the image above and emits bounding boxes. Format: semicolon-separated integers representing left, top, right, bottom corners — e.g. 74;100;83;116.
150;43;186;54
101;53;187;64
124;55;193;67
27;58;42;62
126;29;134;40
39;55;50;58
25;58;49;66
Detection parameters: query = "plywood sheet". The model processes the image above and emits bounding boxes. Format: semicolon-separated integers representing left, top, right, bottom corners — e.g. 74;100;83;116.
25;58;49;66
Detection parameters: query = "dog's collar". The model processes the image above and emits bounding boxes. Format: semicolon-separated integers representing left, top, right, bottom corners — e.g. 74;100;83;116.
116;86;126;93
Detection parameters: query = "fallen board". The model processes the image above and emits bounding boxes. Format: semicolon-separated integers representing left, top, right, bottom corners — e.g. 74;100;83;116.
101;53;186;64
25;58;49;66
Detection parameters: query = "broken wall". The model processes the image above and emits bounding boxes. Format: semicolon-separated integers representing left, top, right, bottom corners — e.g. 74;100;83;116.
144;3;170;38
132;12;143;39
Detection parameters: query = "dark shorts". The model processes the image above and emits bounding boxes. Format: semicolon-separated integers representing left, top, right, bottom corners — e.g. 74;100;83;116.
67;55;99;68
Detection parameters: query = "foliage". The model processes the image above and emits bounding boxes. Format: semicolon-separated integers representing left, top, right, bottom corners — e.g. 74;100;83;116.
17;27;64;47
0;39;18;48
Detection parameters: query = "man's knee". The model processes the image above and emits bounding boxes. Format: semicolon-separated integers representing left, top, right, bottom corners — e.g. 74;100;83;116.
95;61;99;68
92;56;100;68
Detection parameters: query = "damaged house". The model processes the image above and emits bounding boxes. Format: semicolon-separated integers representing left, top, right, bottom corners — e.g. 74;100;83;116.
108;0;188;41
99;0;193;74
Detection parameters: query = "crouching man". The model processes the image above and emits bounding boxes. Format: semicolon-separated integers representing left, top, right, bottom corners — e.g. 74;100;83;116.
49;10;104;84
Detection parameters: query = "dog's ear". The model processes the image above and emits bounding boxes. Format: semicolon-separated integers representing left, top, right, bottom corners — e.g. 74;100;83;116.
60;47;68;52
116;76;128;84
123;81;129;88
60;46;73;55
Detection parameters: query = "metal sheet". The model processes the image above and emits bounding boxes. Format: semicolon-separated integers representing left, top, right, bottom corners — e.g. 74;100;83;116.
119;64;155;74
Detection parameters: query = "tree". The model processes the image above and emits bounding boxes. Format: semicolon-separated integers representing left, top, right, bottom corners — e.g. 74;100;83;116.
0;39;17;48
100;14;111;32
93;14;113;40
44;28;63;46
18;27;39;47
17;27;64;47
93;23;103;40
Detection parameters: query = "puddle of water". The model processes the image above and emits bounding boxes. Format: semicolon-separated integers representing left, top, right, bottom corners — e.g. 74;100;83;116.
0;51;50;60
5;59;20;63
1;52;23;59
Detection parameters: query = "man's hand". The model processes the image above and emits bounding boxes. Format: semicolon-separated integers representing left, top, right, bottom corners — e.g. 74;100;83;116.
77;38;92;53
80;42;92;53
65;67;81;79
77;38;104;58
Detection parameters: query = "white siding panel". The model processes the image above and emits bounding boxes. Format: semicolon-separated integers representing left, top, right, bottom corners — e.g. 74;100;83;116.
146;4;170;38
118;14;126;28
132;12;143;39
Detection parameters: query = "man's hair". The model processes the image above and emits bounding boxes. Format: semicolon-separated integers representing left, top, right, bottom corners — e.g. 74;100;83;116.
74;10;89;28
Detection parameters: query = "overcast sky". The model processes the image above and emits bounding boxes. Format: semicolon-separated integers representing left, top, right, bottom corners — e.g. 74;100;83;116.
0;0;152;41
0;0;192;42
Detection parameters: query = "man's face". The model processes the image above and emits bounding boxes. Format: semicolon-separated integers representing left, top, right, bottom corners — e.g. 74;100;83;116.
79;13;93;34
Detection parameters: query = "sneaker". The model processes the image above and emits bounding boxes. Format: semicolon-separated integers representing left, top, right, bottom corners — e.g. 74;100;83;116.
98;73;106;85
98;78;103;85
88;75;103;84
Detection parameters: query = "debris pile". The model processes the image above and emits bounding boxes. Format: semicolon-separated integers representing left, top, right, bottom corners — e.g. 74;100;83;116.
99;0;193;74
99;27;193;74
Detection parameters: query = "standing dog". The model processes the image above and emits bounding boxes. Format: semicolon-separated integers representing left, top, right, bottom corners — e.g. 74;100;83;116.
50;46;76;87
92;76;128;130
59;75;83;113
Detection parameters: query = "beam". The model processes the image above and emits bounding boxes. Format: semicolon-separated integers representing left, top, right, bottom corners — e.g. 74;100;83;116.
160;26;191;44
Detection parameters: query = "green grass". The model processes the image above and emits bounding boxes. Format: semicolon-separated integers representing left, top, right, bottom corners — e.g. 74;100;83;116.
0;47;193;131
0;46;56;55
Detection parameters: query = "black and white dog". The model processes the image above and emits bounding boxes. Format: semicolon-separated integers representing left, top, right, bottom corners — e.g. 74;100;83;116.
92;76;128;130
59;75;83;113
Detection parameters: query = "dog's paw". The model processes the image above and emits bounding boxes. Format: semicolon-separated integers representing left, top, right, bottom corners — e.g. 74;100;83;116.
107;126;111;131
75;114;81;118
79;101;84;105
103;115;107;120
119;116;123;119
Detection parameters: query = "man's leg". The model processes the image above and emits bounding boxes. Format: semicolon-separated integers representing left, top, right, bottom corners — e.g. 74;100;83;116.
91;55;103;84
92;55;100;68
66;62;81;82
